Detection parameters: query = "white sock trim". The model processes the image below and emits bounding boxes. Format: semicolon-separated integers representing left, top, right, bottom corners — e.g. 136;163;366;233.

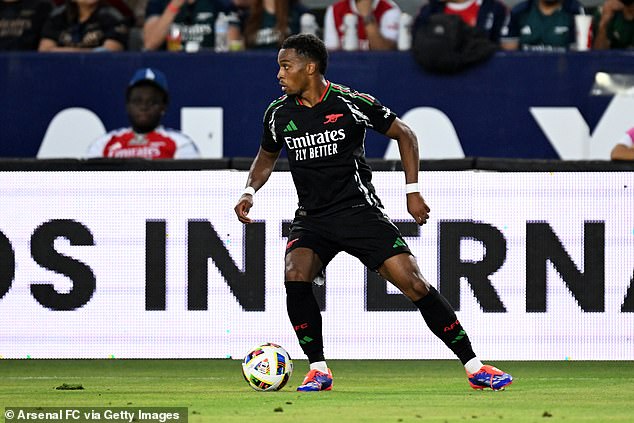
309;361;328;373
464;358;484;374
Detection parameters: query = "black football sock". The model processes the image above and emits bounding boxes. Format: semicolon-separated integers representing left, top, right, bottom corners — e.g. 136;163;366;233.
285;281;325;363
414;286;476;365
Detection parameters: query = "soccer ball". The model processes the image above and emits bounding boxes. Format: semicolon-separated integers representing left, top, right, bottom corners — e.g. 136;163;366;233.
241;343;293;391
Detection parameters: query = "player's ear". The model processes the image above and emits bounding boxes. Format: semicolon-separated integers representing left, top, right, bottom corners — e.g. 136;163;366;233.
306;61;317;75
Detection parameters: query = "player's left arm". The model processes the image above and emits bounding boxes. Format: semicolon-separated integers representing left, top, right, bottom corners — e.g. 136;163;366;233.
385;118;430;225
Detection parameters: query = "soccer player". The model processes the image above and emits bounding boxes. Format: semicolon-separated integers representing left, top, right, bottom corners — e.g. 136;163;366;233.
233;33;513;392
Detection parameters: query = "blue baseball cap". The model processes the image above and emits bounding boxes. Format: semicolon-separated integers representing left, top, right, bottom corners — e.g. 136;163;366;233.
128;67;169;96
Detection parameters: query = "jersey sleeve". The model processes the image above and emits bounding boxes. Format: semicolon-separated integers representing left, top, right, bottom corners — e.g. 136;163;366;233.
351;91;397;135
161;128;201;158
260;101;285;153
174;138;201;158
86;132;111;158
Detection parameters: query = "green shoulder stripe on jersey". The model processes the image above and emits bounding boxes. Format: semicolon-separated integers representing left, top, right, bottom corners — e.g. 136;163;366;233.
264;95;288;115
325;83;375;106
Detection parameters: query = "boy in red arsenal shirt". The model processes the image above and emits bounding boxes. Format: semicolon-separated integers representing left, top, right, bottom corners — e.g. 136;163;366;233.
87;68;199;159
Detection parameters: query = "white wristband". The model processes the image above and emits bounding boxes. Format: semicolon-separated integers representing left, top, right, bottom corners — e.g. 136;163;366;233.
243;186;256;196
405;183;419;194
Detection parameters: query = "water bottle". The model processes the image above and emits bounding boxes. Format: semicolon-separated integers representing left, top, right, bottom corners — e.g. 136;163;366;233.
214;12;228;52
300;13;318;36
397;13;413;51
342;13;358;51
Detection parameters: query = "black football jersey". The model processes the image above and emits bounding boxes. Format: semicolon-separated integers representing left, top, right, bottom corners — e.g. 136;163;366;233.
261;81;397;215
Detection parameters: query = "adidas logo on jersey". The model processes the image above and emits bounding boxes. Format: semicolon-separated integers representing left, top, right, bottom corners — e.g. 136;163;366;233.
393;237;406;248
283;120;298;132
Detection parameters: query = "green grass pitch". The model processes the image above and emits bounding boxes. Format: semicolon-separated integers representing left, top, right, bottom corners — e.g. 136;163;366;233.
1;360;633;422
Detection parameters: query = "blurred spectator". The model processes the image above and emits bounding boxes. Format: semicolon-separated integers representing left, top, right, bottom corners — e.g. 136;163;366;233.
501;0;584;51
0;0;52;50
143;0;227;51
237;0;312;49
38;0;129;51
413;0;509;44
323;0;400;50
87;68;200;159
118;0;144;26
592;0;634;49
610;127;634;160
51;0;135;23
411;13;497;73
226;0;251;50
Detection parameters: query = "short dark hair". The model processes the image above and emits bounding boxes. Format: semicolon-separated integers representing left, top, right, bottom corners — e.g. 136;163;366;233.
281;34;328;75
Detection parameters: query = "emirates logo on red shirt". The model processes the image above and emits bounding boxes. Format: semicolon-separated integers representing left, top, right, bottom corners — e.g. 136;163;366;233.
104;131;177;158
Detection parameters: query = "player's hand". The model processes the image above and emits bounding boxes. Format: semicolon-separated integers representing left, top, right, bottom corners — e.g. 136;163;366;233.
234;194;254;224
407;193;430;226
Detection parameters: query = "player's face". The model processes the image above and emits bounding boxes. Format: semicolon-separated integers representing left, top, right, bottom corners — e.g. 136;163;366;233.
277;48;310;96
126;85;166;133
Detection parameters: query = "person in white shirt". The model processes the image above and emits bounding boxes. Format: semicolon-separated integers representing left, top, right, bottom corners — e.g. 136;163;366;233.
323;0;401;50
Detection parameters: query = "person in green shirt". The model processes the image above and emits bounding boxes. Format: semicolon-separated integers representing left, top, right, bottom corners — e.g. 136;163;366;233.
241;0;311;49
593;0;634;49
143;0;228;51
501;0;585;51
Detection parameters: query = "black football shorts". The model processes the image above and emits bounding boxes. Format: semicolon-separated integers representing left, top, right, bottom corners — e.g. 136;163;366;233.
286;205;412;271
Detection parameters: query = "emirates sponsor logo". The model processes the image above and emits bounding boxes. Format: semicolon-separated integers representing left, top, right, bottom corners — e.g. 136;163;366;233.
107;145;163;158
284;129;346;161
284;129;345;150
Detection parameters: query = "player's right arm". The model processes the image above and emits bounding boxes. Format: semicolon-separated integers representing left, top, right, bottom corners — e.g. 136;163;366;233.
234;147;281;224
